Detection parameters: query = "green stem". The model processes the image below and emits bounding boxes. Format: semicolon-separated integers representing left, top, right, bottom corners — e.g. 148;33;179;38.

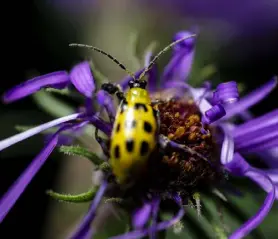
46;187;98;203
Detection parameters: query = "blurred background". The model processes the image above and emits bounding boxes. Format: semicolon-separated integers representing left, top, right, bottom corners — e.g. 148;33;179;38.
0;0;277;238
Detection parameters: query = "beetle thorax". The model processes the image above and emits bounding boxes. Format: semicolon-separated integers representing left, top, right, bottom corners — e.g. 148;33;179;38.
125;88;151;104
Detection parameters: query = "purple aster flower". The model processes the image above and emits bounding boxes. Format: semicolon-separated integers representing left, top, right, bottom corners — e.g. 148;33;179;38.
0;61;111;223
1;30;277;239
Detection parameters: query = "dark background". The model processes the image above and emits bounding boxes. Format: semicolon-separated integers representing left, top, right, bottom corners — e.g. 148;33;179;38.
0;0;277;238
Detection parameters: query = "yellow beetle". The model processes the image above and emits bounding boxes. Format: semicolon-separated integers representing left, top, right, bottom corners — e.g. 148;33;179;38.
70;33;200;184
101;79;158;183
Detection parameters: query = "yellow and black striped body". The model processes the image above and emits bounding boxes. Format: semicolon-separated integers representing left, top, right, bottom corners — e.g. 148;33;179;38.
110;88;157;184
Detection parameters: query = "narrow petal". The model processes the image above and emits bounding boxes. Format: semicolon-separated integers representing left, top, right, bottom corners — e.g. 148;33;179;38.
233;109;278;138
0;113;81;151
229;171;275;239
263;169;278;183
224;153;250;176
2;71;70;103
242;139;278;153
224;154;276;238
150;199;160;239
220;127;235;165
69;180;108;239
256;169;278;199
90;115;112;136
132;202;152;229
96;90;116;118
162;49;194;86
161;31;196;86
235;129;278;151
0;134;59;222
223;77;277;120
69;61;95;98
190;87;213;115
109;195;184;239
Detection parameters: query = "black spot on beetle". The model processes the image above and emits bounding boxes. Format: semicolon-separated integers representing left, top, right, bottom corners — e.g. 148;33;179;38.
143;121;152;133
126;139;134;152
134;103;148;112
114;145;120;159
116;123;121;132
140;141;149;156
125;120;137;129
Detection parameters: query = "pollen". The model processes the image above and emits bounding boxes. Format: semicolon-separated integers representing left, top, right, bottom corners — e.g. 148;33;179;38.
120;97;223;203
148;97;223;200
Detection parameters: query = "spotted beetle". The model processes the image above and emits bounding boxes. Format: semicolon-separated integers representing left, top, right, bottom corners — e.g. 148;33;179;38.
70;34;207;184
101;79;158;183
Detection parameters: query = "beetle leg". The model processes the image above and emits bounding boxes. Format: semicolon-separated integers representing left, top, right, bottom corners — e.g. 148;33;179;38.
158;135;208;162
101;83;126;103
153;108;161;137
95;127;110;158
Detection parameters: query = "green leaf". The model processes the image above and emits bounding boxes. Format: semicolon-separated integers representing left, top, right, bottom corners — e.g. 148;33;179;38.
46;187;98;203
45;88;71;95
98;162;111;172
59;145;103;165
213;224;228;239
104;197;125;204
32;91;75;118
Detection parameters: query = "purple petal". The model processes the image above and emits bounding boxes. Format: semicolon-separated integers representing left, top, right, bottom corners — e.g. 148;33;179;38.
223;77;277;120
69;180;108;239
90;115;112;136
235;129;278;152
202;104;226;124
69;61;95;98
263;169;278;183
248;169;278;199
242;139;278;153
44;120;89;146
220;128;235;165
190;87;213;115
150;199;160;239
161;49;195;86
96;90;116;118
0;134;59;223
0;113;81;151
2;71;70;103
132;202;152;229
224;153;250;176
229;171;275;239
161;31;196;86
233;109;278;138
215;81;239;105
172;31;196;52
110;195;184;239
224;154;276;238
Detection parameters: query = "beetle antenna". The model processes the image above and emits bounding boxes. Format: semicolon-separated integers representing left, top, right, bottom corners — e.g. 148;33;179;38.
69;43;136;81
138;34;197;81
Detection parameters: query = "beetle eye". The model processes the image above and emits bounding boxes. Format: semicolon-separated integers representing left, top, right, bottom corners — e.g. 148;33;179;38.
140;80;147;89
128;80;134;88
